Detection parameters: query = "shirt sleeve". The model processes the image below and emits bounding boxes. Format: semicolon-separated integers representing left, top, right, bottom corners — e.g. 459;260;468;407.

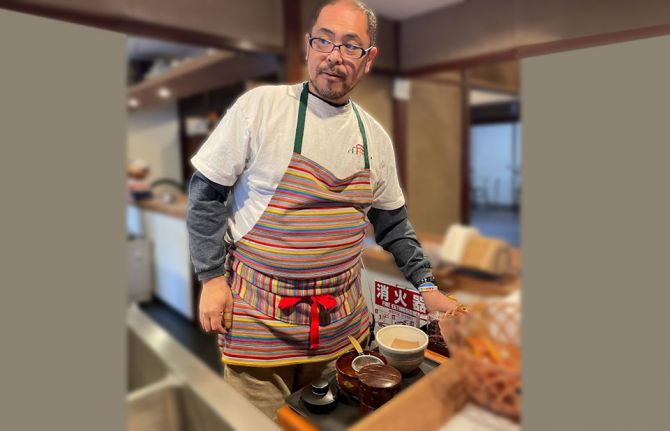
370;124;406;210
367;205;434;288
190;98;252;186
186;171;231;281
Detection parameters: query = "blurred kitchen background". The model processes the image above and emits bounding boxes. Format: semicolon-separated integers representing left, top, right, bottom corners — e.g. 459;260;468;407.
118;0;526;377
4;0;669;428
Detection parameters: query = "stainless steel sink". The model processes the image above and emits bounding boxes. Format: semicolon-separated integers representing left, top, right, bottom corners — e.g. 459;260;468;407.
126;304;279;431
127;326;168;392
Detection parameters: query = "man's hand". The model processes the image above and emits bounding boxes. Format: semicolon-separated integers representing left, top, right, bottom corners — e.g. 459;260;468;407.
199;276;233;334
421;290;467;316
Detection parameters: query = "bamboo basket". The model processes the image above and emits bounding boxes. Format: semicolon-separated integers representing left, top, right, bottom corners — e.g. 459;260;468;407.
440;302;521;421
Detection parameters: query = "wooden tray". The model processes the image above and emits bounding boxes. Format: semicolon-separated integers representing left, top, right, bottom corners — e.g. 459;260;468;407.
277;350;447;431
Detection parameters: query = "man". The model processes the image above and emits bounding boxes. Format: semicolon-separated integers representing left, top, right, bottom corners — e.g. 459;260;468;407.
187;0;463;419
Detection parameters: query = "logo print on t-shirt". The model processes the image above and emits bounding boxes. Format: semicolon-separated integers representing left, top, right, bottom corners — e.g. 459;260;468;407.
348;143;364;156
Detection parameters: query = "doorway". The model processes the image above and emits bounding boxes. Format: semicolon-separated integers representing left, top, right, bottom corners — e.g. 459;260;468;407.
467;61;521;246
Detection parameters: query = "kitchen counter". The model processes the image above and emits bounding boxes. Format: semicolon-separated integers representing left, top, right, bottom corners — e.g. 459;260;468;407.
127;201;195;321
362;232;521;299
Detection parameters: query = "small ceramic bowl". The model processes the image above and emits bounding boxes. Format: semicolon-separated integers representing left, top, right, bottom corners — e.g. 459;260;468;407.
375;325;428;374
335;350;387;398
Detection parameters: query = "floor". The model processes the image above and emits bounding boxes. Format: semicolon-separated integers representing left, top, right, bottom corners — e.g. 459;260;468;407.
470;206;521;247
140;299;223;374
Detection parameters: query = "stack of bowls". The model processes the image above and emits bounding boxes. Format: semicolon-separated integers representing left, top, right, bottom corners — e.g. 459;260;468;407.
335;350;387;399
357;364;402;415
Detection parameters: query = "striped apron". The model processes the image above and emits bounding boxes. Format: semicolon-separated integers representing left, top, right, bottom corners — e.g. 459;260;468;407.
219;83;373;367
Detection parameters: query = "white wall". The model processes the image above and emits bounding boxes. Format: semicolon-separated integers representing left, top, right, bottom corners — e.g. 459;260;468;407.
127;102;183;183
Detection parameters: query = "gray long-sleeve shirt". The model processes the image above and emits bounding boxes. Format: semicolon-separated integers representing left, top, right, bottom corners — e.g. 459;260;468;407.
186;171;433;287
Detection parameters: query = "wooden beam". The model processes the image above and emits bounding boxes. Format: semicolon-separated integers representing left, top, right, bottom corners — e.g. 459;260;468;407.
0;1;283;55
403;23;670;78
283;0;303;83
467;77;519;95
518;22;670;59
415;76;518;96
459;69;471;225
404;49;518;78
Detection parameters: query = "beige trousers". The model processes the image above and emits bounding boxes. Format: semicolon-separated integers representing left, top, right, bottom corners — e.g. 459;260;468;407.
223;359;337;420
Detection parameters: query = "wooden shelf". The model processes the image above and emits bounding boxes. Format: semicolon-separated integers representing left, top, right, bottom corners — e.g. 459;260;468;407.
127;51;280;110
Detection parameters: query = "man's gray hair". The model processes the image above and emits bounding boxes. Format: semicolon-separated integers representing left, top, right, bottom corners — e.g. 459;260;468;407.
310;0;378;47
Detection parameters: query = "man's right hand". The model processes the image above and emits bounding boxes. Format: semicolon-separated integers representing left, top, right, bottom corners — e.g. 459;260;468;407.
199;276;233;334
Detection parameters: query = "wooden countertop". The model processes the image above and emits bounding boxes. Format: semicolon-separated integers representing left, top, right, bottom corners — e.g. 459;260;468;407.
362;233;521;297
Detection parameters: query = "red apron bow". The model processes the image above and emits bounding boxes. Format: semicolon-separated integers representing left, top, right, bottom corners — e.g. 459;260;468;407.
278;294;337;349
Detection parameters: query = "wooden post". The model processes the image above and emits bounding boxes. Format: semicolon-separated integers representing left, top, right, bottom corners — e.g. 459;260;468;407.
391;21;408;190
283;0;303;83
460;69;471;224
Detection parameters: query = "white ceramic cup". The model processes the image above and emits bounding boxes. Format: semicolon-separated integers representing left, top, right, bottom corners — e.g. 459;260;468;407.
375;325;428;374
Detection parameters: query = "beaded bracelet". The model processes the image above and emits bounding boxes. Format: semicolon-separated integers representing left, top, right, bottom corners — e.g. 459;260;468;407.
417;282;438;293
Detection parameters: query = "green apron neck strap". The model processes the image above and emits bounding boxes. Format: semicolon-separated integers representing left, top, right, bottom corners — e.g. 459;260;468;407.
351;103;370;169
293;82;370;170
293;82;310;154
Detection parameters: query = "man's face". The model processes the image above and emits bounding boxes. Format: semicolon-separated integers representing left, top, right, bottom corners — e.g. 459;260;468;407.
305;3;378;104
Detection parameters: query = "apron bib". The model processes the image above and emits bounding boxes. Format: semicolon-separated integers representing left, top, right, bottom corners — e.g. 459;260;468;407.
219;83;373;366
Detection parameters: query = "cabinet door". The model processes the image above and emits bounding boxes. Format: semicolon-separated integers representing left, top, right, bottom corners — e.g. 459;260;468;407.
145;212;193;320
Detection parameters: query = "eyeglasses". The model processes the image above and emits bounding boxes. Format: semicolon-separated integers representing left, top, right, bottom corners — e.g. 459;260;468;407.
308;36;373;59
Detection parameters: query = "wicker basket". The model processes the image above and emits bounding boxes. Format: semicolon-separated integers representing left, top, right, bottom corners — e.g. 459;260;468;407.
440;302;521;421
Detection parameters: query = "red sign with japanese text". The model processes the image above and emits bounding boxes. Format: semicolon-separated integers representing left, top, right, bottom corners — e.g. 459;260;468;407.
373;281;427;331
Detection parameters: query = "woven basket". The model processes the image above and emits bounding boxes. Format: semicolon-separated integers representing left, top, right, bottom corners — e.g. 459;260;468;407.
440;302;521;421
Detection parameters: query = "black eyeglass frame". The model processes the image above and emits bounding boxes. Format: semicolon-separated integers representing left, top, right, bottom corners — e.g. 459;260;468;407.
308;35;374;59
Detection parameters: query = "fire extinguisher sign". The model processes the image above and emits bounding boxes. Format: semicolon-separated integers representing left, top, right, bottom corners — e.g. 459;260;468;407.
373;281;427;330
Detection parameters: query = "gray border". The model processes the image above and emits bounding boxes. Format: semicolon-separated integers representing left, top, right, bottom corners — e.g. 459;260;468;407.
3;6;670;430
522;35;670;429
0;10;126;430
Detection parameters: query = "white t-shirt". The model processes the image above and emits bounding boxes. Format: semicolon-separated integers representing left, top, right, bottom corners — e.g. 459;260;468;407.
191;82;405;243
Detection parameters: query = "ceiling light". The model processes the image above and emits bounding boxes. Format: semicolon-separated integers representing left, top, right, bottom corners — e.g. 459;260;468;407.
157;87;171;99
128;98;140;108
